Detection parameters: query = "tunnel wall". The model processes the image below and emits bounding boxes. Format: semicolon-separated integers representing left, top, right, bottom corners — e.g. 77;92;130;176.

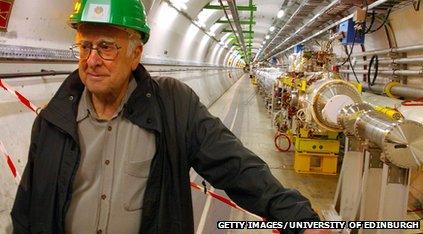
0;0;245;231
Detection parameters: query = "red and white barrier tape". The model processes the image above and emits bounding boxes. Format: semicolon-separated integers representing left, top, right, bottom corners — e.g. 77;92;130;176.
190;182;280;234
190;181;263;220
0;79;38;184
0;140;21;184
0;79;39;113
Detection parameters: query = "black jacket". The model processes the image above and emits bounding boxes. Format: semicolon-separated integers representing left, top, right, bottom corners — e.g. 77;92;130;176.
11;64;319;234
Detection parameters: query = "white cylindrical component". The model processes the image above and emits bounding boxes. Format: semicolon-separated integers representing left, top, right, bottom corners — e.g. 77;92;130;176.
305;77;362;132
322;95;355;125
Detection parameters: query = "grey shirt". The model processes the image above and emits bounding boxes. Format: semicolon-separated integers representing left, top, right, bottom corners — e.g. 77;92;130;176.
65;78;156;234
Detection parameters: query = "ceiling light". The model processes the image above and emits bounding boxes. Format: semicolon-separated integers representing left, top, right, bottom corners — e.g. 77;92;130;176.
269;26;275;32
262;41;266;44
265;35;270;40
277;9;285;19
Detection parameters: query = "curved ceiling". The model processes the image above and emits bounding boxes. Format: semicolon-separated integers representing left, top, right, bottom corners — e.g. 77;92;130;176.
148;0;400;64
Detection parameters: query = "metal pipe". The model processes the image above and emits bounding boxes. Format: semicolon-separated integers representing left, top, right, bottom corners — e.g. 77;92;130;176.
351;44;423;58
142;62;233;68
0;70;72;79
148;68;238;73
339;69;423;76
339;57;423;66
363;84;385;94
391;57;423;64
391;85;423;99
221;0;247;57
0;67;243;80
363;84;423;100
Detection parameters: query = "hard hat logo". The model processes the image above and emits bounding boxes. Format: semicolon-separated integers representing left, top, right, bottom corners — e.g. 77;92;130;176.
94;6;103;15
69;0;151;44
82;4;110;23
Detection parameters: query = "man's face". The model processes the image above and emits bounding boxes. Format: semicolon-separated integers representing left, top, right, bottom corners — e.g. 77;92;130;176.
75;24;142;97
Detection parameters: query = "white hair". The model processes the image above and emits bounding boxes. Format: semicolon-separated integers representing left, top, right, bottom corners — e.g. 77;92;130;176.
126;32;143;58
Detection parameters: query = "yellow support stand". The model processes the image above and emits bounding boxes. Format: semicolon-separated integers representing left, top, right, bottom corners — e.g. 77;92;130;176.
295;138;340;154
293;129;340;175
294;152;338;175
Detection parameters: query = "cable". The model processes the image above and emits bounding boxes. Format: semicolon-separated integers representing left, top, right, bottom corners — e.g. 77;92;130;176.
363;11;376;34
348;55;361;84
274;131;291;152
402;97;423;106
369;6;393;33
342;39;361;84
339;19;362;84
362;0;393;34
413;0;421;11
340;34;355;66
363;0;376;34
367;54;379;89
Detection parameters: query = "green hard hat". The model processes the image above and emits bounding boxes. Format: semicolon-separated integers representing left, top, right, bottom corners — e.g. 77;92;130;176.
69;0;150;44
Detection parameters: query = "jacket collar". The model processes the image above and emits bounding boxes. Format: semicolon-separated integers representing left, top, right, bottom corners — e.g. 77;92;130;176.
40;64;162;143
76;75;138;122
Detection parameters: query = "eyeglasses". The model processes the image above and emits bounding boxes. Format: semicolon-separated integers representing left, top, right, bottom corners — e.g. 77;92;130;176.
70;41;122;61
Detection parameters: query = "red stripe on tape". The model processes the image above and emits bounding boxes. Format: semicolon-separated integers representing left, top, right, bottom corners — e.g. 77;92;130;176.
0;79;5;90
15;91;36;112
0;141;20;182
191;182;239;209
0;79;38;113
190;181;279;233
6;155;17;178
208;191;238;209
190;181;201;190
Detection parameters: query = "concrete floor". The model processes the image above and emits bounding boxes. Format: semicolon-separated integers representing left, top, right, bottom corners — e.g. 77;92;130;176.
192;74;338;233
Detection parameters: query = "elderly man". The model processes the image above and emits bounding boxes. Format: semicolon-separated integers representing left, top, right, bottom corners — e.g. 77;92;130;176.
11;0;320;233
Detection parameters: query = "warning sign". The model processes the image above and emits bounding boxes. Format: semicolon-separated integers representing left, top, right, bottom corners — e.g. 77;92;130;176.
0;0;13;31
